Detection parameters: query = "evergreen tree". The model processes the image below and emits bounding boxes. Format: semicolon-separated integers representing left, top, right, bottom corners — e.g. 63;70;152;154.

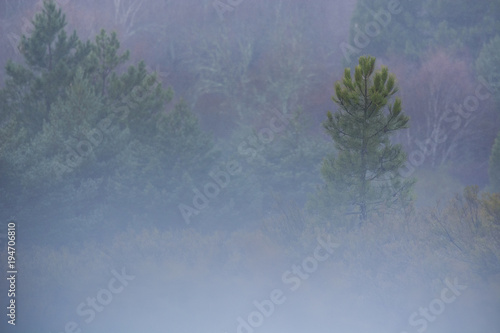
1;0;90;134
316;56;414;222
86;29;130;96
246;108;330;210
0;68;112;242
108;60;171;143
0;1;218;237
108;99;219;225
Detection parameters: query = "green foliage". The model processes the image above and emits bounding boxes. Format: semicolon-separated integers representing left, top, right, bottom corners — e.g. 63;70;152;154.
86;29;130;96
313;56;414;222
423;0;500;59
0;71;114;243
108;99;219;224
476;35;500;103
1;0;91;134
427;186;500;276
489;131;500;193
246;109;330;209
481;192;500;226
477;36;500;193
9;69;104;186
0;1;218;240
111;61;172;142
349;0;500;62
347;0;423;62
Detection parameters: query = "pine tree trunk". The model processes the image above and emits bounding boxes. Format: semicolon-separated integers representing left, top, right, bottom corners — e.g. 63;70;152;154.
360;75;368;221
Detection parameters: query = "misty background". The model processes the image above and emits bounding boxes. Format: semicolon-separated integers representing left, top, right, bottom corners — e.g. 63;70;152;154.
0;0;499;332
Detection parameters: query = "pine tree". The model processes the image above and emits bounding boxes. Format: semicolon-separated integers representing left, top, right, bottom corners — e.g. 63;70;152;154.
246;108;331;210
318;55;414;222
1;0;90;134
0;1;216;234
86;29;130;96
108;99;219;225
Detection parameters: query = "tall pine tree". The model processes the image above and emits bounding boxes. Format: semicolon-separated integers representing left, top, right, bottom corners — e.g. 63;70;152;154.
316;56;414;222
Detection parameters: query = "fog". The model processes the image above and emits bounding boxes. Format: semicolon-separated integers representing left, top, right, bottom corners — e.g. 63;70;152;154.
0;0;499;332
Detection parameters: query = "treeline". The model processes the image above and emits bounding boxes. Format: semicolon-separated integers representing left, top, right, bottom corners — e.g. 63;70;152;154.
0;0;499;244
0;1;332;243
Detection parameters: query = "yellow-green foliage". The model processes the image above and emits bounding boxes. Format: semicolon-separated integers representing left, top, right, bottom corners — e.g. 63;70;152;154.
481;192;500;226
426;185;500;276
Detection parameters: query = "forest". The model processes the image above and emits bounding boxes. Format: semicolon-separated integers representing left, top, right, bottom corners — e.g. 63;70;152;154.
0;0;499;332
